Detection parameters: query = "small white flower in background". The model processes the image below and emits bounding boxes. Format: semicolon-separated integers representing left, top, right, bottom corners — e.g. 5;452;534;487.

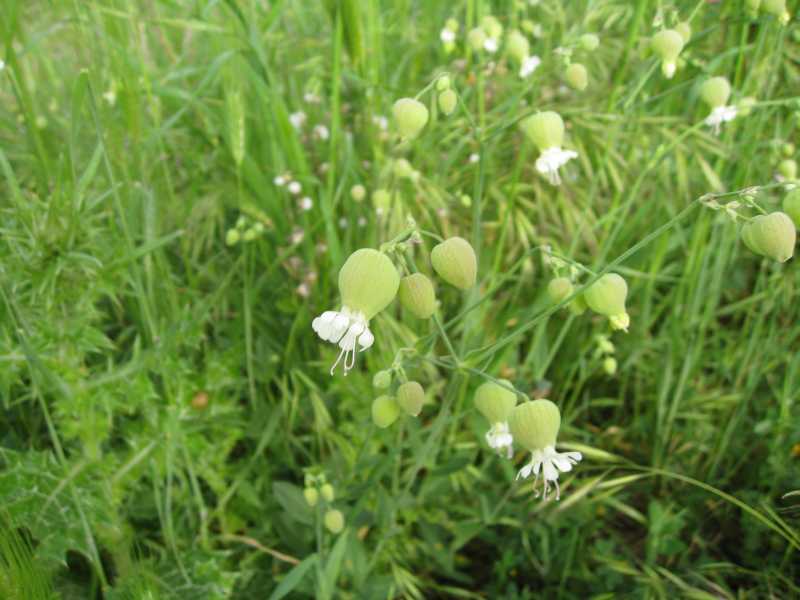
0;59;5;71
313;124;330;140
440;28;455;43
289;111;307;129
509;400;583;501
357;216;367;227
287;181;302;195
474;381;518;459
274;175;287;187
338;217;348;229
372;115;388;130
700;77;736;135
103;89;117;106
290;228;304;244
303;92;321;104
299;197;313;211
483;38;499;53
519;55;541;78
519;111;578;186
297;282;310;298
312;249;400;375
469;153;479;163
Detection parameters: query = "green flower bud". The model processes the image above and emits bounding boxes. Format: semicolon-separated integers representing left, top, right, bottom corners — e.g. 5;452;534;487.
393;158;415;179
763;0;789;22
351;184;366;201
393;98;429;139
438;89;458;116
580;33;599;51
782;143;795;157
430;236;477;290
506;30;530;64
584;273;628;321
339;249;400;319
397;381;425;417
304;487;319;507
651;30;684;78
737;96;757;117
675;21;691;44
324;509;345;534
445;18;459;32
373;188;392;211
474;380;517;424
520;111;565;151
547;277;574;304
373;369;392;389
436;75;451;91
508;399;561;452
320;483;335;502
398;273;437;319
225;229;240;246
779;159;797;180
603;356;618;376
569;293;587;315
243;227;258;242
700;77;731;109
372;395;400;428
481;15;503;39
565;63;588;91
467;27;486;51
741;212;796;263
783;189;800;228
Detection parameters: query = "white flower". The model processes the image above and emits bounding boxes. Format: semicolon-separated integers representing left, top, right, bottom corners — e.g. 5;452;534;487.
372;115;388;130
274;175;287;187
312;307;375;375
519;55;541;78
288;181;302;195
313;124;330;140
469;153;480;164
299;197;313;211
303;92;321;104
483;38;499;53
289;111;307;129
440;29;456;43
515;445;582;501
704;105;737;135
0;59;5;71
338;217;348;229
535;147;578;185
357;216;367;227
486;422;514;459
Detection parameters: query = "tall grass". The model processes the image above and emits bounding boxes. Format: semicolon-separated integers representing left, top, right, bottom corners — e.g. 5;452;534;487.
0;0;798;597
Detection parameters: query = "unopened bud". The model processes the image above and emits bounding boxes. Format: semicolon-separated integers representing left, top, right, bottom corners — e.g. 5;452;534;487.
779;159;797;180
506;30;530;64
565;63;588;91
320;483;335;502
398;273;437;318
351;184;366;201
467;28;487;51
675;22;691;43
324;509;345;534
436;75;451;91
397;381;425;417
481;15;503;39
393;98;429;139
304;487;319;507
438;89;458;116
430;237;477;290
547;277;574;304
372;395;400;428
373;369;392;389
603;357;617;376
580;33;599;51
225;229;240;246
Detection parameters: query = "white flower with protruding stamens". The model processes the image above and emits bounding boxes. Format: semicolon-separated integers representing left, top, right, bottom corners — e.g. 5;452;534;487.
312;249;400;375
520;111;578;186
700;77;736;135
519;55;541;78
509;400;582;501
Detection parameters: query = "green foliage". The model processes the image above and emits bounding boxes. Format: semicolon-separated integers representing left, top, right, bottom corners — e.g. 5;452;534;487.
1;0;799;597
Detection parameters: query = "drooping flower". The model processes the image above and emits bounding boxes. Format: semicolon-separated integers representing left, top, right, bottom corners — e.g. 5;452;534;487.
650;29;684;79
520;111;578;185
508;399;582;500
312;249;400;375
700;77;736;135
584;273;630;331
474;380;518;458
